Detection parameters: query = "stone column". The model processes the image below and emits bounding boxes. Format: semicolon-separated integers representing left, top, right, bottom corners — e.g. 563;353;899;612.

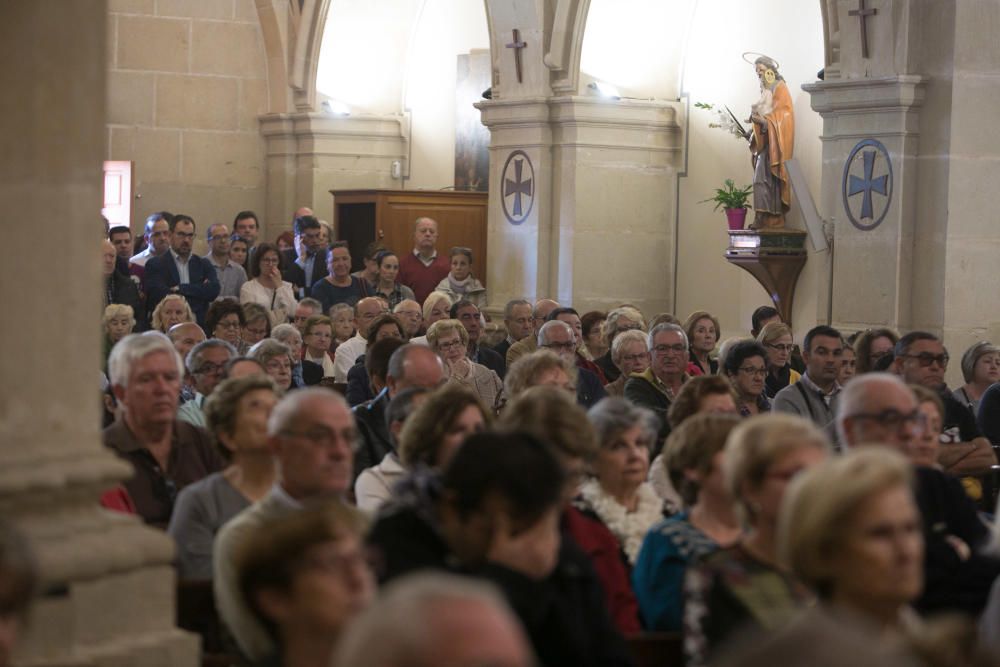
0;3;198;665
260;113;407;232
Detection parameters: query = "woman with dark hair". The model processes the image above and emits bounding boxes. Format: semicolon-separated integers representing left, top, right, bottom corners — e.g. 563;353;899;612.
581;311;609;360
168;375;279;580
237;503;374;667
723;339;772;417
683;311;721;376
229;235;250;270
852;327;899;375
274;231;294;254
240;242;297;325
371;251;415;310
954;341;1000;413
206;298;246;351
434;246;486;308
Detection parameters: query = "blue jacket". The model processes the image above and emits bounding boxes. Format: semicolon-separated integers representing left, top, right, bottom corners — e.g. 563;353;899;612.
145;251;220;327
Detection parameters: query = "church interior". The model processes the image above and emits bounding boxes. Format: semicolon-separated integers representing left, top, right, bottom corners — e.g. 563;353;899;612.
3;0;1000;665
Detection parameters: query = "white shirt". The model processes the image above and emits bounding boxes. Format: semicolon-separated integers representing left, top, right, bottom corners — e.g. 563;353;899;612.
305;351;336;378
129;248;156;266
240;279;297;324
333;333;367;383
171;248;191;284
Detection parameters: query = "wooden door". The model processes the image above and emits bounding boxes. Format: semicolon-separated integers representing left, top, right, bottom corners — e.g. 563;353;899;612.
102;160;133;231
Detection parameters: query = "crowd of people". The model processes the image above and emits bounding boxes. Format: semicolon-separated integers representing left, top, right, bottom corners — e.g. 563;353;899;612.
7;207;1000;667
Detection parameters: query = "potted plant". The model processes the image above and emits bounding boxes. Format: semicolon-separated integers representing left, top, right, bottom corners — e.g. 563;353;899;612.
701;179;753;231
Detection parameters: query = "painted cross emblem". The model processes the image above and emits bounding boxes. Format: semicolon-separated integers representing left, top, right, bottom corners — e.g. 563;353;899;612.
842;138;893;231
501;150;535;225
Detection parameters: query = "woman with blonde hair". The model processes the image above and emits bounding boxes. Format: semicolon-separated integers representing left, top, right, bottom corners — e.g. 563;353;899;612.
240;302;272;349
426;319;503;412
684;414;830;666
504;349;578;400
604;329;650;398
779;448;922;635
408;290;453;346
756;321;800;398
103;303;136;368
594;305;646;382
151;293;194;332
684;310;721;376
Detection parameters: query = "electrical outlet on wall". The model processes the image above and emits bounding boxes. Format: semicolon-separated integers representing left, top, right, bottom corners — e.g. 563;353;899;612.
391;160;402;179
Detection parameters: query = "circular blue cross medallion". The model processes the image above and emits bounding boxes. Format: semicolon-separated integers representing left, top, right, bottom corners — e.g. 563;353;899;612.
501;150;534;225
842;138;893;231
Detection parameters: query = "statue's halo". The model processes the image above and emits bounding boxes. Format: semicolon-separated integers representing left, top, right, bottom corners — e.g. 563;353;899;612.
742;52;780;69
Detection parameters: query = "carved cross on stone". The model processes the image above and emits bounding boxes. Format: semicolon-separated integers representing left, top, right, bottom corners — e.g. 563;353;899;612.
848;0;877;59
505;29;526;84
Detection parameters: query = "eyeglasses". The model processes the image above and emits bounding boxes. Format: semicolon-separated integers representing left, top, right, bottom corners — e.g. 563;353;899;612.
738;366;768;377
194;362;226;376
216;320;241;330
437;339;465;350
245;327;268;336
653;344;687;354
620;353;648;363
851;408;927;433
173;231;195;240
899;353;949;368
542;341;577;351
766;343;794;353
208;235;229;242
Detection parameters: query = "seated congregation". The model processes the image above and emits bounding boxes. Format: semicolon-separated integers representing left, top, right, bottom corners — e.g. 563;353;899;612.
66;206;1000;667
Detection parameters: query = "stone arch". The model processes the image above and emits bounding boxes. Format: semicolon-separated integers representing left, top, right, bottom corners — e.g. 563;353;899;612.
544;0;591;94
291;0;332;111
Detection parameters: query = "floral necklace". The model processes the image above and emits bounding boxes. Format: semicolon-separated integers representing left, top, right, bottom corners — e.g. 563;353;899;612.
579;479;664;564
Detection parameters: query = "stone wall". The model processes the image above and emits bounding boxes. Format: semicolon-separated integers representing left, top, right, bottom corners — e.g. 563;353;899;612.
107;0;270;250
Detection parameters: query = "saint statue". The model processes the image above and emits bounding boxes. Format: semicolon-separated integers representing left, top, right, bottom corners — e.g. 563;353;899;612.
748;55;794;229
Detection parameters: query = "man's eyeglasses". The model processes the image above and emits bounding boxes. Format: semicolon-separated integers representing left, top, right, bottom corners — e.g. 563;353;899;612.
899;353;949;368
851;408;926;433
542;341;576;352
194;362;226;376
653;344;687;354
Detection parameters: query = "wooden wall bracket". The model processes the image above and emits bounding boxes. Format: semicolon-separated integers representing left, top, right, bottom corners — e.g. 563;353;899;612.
725;230;808;324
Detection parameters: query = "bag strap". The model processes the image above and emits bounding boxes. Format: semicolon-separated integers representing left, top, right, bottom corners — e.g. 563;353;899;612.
795;382;819;423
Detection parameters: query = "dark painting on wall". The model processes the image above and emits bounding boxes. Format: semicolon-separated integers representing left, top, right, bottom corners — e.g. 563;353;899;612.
455;51;491;192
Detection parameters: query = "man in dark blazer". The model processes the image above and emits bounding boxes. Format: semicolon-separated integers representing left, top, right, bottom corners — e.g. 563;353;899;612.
281;215;328;298
145;214;220;328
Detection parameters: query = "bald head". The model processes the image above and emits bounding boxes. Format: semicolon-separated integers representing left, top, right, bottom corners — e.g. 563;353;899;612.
386;344;446;396
294;206;313;219
836;372;920;454
532;299;560;333
167;322;206;361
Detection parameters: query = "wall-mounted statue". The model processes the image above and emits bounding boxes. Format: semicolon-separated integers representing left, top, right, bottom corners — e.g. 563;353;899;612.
747;54;794;229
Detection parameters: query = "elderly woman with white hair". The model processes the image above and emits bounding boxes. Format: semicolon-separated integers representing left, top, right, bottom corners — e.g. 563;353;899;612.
575;397;670;567
426;319;503;412
408;290;453;346
780;448;923;637
248;338;294;392
604;329;650;397
594;306;646;382
103;303;136;369
103;332;223;527
684;414;830;666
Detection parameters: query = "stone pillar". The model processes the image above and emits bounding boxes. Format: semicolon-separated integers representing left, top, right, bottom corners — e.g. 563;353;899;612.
477;95;680;315
0;3;198;665
260;113;407;234
803;76;926;332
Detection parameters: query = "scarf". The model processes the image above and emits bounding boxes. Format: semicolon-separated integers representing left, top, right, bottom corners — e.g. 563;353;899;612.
579;479;664;563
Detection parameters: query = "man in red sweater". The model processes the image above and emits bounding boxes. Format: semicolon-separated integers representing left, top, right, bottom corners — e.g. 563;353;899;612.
397;217;450;305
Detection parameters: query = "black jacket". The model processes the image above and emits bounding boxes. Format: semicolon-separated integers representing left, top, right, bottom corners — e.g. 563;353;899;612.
280;248;328;296
351;389;392;481
368;475;634;667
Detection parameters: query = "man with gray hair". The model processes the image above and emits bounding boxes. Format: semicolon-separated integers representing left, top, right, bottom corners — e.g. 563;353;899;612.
538;319;606;409
213;388;357;661
334;573;535;667
177;339;238;427
506;298;561;367
836;372;1000;615
493;298;533;360
103;332;223;527
624;322;690;446
129;211;172;267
